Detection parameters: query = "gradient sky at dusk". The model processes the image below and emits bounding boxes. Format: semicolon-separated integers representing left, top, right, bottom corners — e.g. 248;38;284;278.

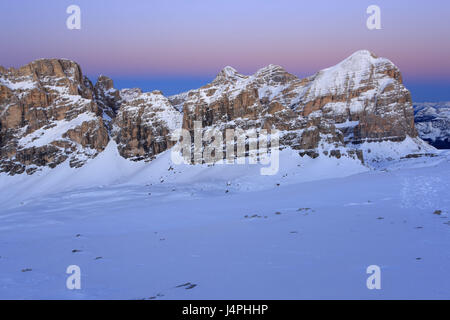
1;0;449;100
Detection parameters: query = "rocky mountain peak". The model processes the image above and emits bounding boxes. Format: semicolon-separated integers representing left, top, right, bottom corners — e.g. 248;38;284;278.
175;50;420;162
0;58;89;99
253;64;298;85
95;75;115;91
212;66;247;84
0;50;429;175
0;58;109;174
22;58;82;80
343;49;378;61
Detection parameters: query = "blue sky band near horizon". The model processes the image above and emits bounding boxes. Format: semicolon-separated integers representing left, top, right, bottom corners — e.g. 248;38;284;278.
0;0;449;100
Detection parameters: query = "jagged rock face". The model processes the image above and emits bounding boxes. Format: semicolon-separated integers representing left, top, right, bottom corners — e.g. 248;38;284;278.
112;89;182;161
170;65;301;132
0;51;424;175
0;59;183;174
169;50;416;161
414;102;450;149
0;59;109;174
91;76;183;161
170;65;311;147
297;50;417;143
94;75;121;125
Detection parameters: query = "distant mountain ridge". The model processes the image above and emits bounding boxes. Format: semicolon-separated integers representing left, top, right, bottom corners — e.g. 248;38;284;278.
0;50;434;175
413;102;450;149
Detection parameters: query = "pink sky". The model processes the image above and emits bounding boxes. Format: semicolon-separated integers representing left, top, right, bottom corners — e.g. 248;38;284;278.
1;0;449;99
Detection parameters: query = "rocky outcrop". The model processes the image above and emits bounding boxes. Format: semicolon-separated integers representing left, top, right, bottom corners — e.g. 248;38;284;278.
296;50;417;143
112;88;182;161
0;59;109;174
93;75;121;126
414;102;450;149
170;50;418;162
0;59;183;175
298;51;418;158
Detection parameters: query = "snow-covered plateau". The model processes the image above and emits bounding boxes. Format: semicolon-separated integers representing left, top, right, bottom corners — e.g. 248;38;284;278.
0;141;449;299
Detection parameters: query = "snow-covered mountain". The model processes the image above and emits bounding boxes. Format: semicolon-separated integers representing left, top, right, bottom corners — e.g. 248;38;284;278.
0;59;110;174
0;50;435;176
0;60;181;174
112;88;182;161
1;52;449;300
414;102;450;149
171;50;423;162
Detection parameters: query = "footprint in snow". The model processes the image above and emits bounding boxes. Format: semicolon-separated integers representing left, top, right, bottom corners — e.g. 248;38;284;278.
244;214;262;219
141;283;197;300
176;282;197;290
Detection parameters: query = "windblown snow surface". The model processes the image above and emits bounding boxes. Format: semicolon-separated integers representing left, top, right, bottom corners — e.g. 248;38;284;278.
0;141;449;299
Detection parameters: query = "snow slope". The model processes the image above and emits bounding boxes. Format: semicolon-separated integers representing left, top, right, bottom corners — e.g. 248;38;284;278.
0;140;369;209
0;144;449;299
